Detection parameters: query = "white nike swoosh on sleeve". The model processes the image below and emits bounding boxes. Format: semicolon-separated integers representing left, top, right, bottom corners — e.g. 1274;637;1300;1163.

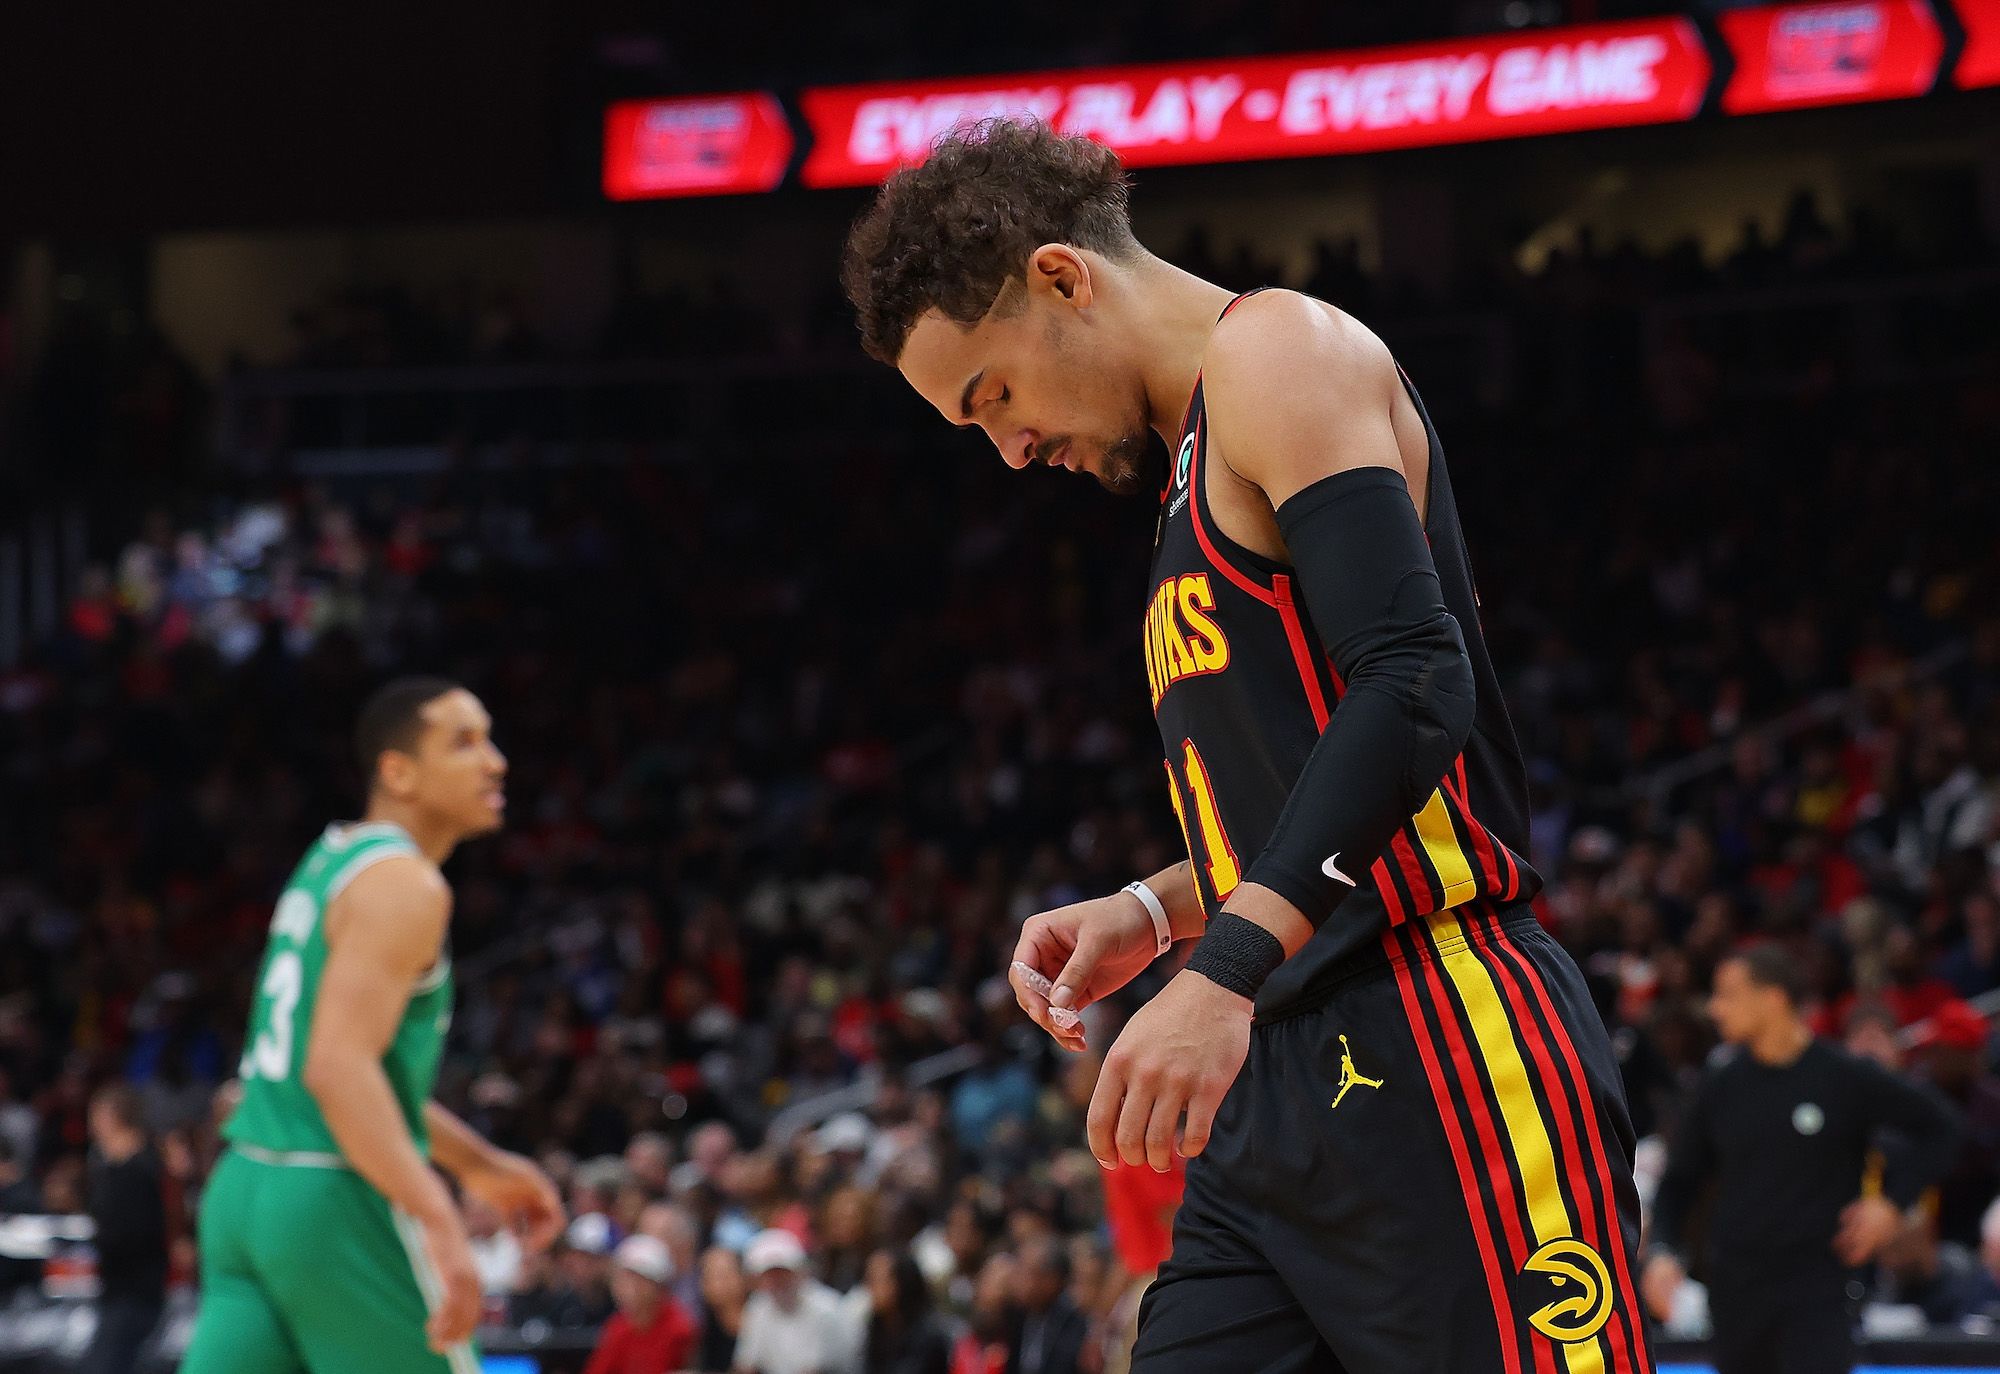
1321;853;1357;886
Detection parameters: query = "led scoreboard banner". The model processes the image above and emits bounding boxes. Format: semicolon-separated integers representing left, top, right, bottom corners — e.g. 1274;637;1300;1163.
798;17;1710;187
1958;0;2000;86
1718;0;1944;114
602;92;793;200
601;3;1990;199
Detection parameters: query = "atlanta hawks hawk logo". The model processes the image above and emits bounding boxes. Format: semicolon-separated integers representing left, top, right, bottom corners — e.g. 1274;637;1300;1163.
1521;1238;1613;1344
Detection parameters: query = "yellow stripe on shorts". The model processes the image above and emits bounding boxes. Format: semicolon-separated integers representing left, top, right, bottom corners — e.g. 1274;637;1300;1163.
1432;911;1605;1374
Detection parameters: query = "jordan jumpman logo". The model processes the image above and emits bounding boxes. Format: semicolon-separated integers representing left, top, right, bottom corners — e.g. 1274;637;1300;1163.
1331;1034;1385;1110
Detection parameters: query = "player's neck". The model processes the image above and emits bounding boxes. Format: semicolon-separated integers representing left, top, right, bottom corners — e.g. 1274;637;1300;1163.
1746;1017;1812;1067
1125;256;1238;440
359;801;459;865
96;1130;144;1164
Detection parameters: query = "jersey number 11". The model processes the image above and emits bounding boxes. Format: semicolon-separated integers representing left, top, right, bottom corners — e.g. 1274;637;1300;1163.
1166;739;1240;904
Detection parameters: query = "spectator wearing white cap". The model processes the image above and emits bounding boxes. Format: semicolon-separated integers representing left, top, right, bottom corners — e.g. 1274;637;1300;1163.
570;1211;619;1254
734;1228;858;1374
559;1212;618;1330
814;1112;889;1187
583;1234;699;1374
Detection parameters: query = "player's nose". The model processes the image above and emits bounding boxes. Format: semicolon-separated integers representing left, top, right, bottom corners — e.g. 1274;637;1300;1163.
996;428;1038;471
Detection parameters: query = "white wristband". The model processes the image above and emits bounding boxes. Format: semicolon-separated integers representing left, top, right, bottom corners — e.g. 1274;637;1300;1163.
1123;881;1174;957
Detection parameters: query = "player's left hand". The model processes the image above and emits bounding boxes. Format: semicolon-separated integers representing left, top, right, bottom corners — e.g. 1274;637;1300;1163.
459;1150;565;1254
1833;1194;1902;1266
1088;968;1251;1171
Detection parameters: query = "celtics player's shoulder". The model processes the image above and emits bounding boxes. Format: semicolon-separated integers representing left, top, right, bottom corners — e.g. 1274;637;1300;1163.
279;824;444;947
1197;291;1407;504
325;838;450;949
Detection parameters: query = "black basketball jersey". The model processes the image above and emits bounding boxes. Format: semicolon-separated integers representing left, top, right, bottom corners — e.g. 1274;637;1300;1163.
1147;292;1542;1017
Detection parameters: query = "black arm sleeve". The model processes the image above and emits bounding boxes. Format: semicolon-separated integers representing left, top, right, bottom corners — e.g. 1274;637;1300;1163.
1856;1058;1962;1209
1239;466;1475;927
1650;1074;1718;1260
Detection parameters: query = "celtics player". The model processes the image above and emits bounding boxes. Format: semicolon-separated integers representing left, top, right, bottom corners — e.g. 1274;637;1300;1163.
182;678;563;1374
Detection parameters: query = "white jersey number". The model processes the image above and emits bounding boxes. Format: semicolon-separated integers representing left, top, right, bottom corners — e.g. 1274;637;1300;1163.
241;951;305;1081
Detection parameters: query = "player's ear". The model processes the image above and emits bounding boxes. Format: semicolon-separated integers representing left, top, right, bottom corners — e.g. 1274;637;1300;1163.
376;749;418;798
1028;245;1092;309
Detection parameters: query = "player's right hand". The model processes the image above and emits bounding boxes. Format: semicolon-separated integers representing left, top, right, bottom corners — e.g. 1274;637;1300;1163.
1638;1253;1685;1325
460;1149;566;1255
1011;890;1166;1051
419;1208;484;1353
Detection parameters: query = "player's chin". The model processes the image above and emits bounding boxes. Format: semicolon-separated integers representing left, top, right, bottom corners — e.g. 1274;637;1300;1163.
1093;462;1144;497
467;794;507;832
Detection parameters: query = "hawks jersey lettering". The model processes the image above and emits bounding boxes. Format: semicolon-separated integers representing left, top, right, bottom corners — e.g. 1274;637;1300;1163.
1150;293;1542;1018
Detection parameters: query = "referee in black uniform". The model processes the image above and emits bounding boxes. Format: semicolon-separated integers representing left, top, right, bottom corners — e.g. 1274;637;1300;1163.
1642;946;1961;1374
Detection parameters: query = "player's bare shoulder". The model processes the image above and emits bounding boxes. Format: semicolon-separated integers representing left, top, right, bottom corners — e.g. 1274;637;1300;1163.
1203;292;1399;418
325;852;451;955
1198;291;1408;509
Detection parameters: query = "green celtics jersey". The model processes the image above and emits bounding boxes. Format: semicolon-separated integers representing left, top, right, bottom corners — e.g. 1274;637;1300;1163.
224;823;453;1160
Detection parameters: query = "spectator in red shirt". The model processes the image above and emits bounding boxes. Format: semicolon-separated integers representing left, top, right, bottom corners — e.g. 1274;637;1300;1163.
949;1252;1017;1374
585;1235;699;1374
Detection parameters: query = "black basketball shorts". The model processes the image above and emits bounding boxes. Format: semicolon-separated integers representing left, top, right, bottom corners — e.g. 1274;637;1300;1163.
1132;902;1654;1374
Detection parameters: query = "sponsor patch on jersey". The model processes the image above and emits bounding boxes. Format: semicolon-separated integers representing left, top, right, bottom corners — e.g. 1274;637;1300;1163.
1167;433;1195;517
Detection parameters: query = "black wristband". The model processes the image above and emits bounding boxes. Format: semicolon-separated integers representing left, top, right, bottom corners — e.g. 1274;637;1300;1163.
1184;913;1286;1000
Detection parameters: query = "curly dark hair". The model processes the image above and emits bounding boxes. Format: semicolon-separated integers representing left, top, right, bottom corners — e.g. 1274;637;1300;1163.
840;119;1142;365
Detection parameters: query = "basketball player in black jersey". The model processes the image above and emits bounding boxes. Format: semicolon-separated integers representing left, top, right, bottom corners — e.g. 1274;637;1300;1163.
843;120;1653;1374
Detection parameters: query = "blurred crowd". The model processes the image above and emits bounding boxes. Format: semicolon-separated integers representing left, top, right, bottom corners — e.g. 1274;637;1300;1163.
0;185;1995;1370
10;184;1989;494
230;188;2000;372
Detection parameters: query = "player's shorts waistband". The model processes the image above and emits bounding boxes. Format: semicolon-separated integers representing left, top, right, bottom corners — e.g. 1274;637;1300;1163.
1254;899;1545;1027
227;1142;352;1171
